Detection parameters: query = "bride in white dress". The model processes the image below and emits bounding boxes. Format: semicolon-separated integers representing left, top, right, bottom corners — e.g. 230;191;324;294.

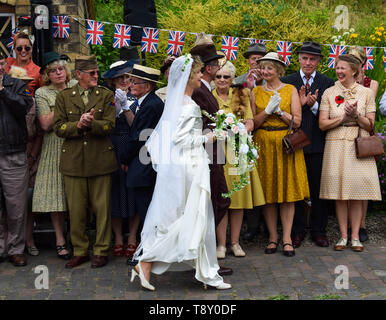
130;54;231;291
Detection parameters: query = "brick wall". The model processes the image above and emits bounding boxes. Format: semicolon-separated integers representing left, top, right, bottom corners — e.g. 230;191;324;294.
10;0;92;59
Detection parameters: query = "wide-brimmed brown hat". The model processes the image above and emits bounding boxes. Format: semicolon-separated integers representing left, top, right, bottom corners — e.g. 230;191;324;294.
257;52;286;67
190;32;223;63
130;64;163;84
297;41;323;57
243;43;267;58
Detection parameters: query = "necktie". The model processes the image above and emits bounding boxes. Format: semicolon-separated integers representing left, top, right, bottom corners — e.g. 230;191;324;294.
305;76;311;94
82;90;89;106
130;99;139;114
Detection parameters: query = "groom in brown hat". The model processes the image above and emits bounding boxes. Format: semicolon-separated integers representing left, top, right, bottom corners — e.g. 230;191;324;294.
54;55;117;269
190;33;232;276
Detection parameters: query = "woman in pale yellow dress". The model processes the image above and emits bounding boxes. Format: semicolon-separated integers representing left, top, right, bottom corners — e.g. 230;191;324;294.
251;53;309;257
319;54;381;252
212;61;265;259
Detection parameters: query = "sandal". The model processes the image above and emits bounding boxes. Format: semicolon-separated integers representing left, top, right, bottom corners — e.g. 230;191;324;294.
27;246;40;256
113;244;125;257
56;244;71;260
282;243;295;257
264;241;278;254
125;243;138;257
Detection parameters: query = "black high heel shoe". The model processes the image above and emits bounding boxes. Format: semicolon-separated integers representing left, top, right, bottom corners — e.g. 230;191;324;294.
282;243;295;257
264;241;278;254
56;244;71;260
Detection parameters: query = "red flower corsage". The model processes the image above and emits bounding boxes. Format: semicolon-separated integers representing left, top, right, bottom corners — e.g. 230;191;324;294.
335;95;344;107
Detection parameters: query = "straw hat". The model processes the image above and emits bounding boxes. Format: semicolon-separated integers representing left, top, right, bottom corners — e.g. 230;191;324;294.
130;64;163;84
257;52;286;67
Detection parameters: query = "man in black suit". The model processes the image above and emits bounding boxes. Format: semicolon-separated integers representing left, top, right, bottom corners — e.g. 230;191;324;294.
281;41;335;248
120;64;164;263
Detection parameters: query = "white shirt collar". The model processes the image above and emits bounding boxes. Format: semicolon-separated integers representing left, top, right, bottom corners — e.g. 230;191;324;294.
137;91;150;105
300;69;316;81
201;79;211;91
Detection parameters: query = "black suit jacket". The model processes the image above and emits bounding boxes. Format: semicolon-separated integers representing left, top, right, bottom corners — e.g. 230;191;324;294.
120;90;164;188
282;71;334;154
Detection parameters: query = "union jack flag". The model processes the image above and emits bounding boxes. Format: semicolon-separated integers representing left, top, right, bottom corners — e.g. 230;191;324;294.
7;28;19;50
249;39;266;45
166;31;185;56
363;47;374;71
86;20;104;45
276;41;292;66
52;16;70;39
221;36;239;61
328;44;347;68
141;28;159;54
113;24;131;48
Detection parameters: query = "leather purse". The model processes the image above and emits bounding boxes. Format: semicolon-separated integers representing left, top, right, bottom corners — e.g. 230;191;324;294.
355;119;384;158
282;116;311;154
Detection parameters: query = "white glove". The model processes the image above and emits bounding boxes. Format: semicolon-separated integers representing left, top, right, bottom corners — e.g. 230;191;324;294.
264;92;281;115
115;89;128;109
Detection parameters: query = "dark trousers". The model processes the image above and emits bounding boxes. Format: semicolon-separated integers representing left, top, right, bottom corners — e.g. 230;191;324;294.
209;164;230;227
292;153;328;237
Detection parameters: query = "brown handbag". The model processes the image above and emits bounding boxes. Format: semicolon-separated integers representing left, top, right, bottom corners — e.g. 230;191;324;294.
355;119;384;158
282;116;311;154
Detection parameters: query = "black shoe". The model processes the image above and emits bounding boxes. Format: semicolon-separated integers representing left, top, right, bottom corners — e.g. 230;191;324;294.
359;228;368;242
243;228;258;242
126;257;138;266
264;241;278;254
218;266;233;276
56;245;71;260
282;243;295;257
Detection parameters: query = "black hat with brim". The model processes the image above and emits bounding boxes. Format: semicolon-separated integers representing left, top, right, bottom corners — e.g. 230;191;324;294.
102;60;134;79
297;41;323;57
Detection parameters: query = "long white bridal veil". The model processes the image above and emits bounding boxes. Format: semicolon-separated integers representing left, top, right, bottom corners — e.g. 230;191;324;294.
134;55;194;258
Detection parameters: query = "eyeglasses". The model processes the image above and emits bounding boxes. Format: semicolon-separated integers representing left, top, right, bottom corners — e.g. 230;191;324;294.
80;70;99;77
0;61;6;67
16;46;32;52
215;75;231;79
49;66;66;74
129;79;146;85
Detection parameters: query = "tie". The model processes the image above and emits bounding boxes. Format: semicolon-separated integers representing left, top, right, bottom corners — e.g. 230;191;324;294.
305;75;311;94
130;99;139;114
82;90;89;106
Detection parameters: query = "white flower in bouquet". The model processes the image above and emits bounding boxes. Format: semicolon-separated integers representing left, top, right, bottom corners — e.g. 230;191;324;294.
225;116;235;125
239;143;249;154
217;110;225;115
251;148;258;159
237;122;245;130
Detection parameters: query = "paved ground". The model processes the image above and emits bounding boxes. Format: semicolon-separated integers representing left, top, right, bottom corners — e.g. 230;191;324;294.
0;239;385;300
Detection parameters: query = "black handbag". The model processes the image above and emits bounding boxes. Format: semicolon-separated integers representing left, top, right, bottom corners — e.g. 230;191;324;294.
282;116;311;154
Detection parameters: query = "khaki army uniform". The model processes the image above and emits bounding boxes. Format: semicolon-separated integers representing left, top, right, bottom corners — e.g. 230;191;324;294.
53;84;117;257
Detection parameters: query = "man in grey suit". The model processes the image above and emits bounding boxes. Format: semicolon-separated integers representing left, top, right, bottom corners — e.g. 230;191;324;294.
281;41;335;248
234;43;266;90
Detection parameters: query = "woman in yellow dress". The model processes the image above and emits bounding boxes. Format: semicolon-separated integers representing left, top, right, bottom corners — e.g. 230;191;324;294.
212;61;265;259
251;52;309;257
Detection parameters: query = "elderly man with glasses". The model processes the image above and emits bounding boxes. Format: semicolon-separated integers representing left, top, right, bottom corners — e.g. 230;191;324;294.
53;55;118;269
119;64;164;265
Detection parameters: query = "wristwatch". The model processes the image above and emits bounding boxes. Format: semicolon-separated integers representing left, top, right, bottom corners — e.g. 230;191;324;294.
278;110;284;117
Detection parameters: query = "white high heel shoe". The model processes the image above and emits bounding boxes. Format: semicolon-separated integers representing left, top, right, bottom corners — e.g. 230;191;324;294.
130;262;155;291
203;282;232;290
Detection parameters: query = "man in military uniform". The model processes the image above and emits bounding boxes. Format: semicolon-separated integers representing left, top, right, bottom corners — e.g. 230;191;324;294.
53;55;117;269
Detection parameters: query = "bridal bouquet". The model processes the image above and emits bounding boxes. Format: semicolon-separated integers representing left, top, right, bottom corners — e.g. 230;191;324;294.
202;110;259;198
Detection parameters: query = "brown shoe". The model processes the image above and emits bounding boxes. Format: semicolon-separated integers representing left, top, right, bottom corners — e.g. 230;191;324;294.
8;254;27;267
91;255;108;268
65;255;90;269
218;266;233;276
312;235;330;247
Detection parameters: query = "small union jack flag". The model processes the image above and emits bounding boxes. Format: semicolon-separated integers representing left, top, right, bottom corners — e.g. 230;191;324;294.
113;24;131;49
166;31;185;56
249;39;266;45
7;28;19;50
86;20;104;45
363;47;374;71
221;36;239;61
141;28;159;54
328;45;347;68
52;16;70;39
277;41;292;66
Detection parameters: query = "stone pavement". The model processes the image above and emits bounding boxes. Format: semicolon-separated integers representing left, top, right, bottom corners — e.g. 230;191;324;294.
0;241;385;300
